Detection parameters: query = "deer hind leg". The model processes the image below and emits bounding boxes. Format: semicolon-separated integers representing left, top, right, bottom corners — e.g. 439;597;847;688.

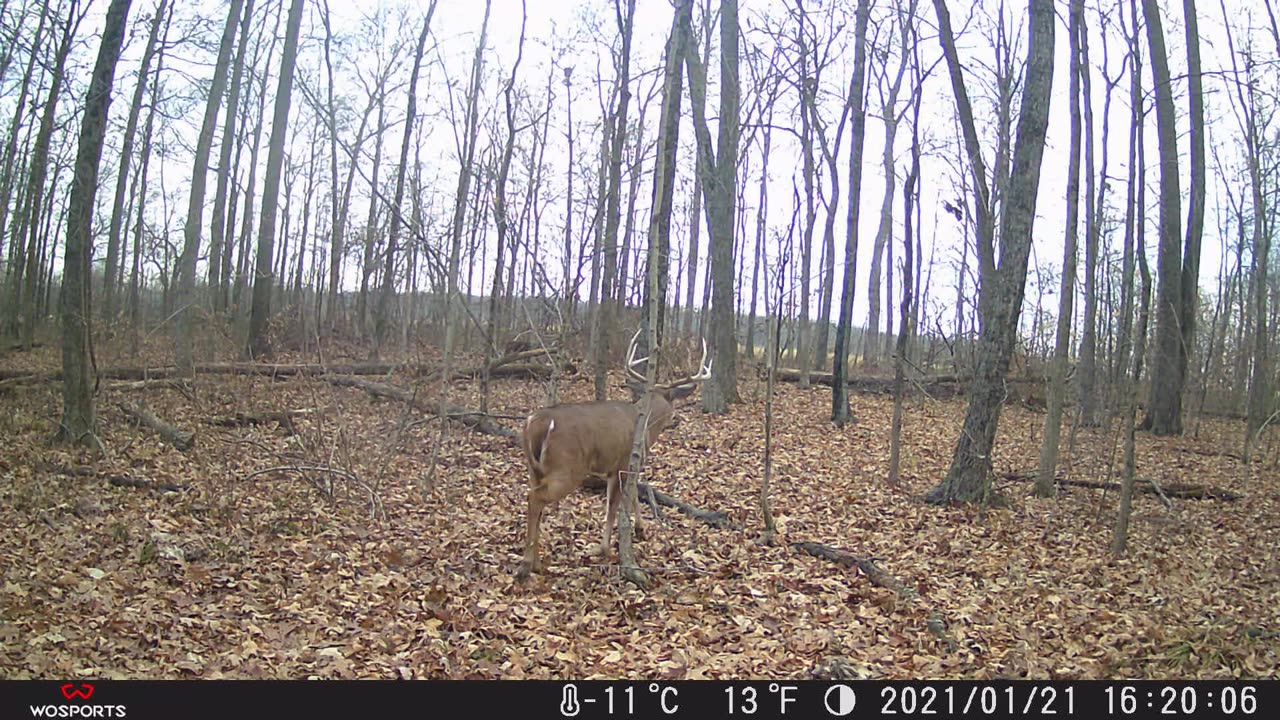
516;491;547;582
516;469;577;581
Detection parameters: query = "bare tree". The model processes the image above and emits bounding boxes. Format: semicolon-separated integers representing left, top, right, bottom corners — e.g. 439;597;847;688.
1035;0;1083;497
925;0;1056;505
58;0;132;447
686;0;741;413
246;0;305;359
373;4;436;358
209;0;255;312
177;0;244;375
10;0;83;343
831;0;871;426
102;0;169;321
1138;0;1185;435
590;0;636;401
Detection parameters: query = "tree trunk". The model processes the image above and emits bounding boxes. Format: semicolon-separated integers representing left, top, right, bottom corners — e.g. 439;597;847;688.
374;6;435;358
58;0;132;447
864;3;910;368
12;1;78;343
1177;0;1206;429
832;0;871;427
1076;5;1105;426
1138;0;1185;435
685;0;739;414
926;0;1056;505
889;33;922;485
643;0;689;359
246;0;304;359
177;0;243;375
104;0;167;322
210;0;254;313
590;0;636;401
1035;0;1083;498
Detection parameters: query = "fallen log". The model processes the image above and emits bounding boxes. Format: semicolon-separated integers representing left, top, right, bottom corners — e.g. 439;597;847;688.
774;369;1045;399
41;462;186;492
322;374;517;438
579;476;739;529
104;378;194;394
206;409;312;433
0;361;428;384
1002;472;1243;501
119;403;196;451
793;541;954;649
774;369;968;398
107;475;187;493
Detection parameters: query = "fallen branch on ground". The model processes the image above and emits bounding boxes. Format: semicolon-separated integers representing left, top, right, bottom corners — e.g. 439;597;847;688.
119;403;195;451
41;462;186;492
1002;471;1243;501
104;378;195;396
206;409;313;433
581;476;738;529
793;541;955;650
322;374;517;438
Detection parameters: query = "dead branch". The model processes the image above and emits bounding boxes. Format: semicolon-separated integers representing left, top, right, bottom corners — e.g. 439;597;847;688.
40;462;186;492
793;541;955;650
581;476;738;529
107;475;187;492
206;409;313;434
119;403;195;451
104;378;195;396
1002;471;1242;501
322;374;517;438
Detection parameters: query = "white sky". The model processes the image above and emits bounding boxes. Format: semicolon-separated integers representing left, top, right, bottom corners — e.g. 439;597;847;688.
55;0;1273;342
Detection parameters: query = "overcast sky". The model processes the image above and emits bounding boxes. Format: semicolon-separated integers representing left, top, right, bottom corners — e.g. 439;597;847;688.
117;0;1274;340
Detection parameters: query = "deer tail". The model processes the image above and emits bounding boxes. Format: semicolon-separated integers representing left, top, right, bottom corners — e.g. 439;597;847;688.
526;416;555;476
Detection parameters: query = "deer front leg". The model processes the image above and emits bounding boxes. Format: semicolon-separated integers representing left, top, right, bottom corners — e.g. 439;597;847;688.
629;482;645;542
589;475;622;559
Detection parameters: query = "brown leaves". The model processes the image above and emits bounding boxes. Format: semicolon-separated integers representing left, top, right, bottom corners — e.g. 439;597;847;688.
1;351;1278;680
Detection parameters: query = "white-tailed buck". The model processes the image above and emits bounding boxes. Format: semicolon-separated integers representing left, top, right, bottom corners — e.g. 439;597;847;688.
516;332;711;581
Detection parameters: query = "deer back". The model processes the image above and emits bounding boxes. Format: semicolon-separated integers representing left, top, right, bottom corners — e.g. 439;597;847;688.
523;395;679;479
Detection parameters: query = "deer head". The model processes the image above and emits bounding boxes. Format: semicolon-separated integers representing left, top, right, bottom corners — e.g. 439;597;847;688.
516;330;711;581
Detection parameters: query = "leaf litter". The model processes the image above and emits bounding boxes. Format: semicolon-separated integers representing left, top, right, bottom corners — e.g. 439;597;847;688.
1;348;1277;680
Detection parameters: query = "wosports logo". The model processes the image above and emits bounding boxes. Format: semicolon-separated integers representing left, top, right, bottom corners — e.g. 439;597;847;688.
28;684;127;718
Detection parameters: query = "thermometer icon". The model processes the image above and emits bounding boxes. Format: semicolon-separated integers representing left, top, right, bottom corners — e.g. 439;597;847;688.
560;683;581;717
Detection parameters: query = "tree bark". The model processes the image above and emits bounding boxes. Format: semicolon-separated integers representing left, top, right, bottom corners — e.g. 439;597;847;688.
832;0;871;426
1138;0;1185;435
926;0;1056;505
58;0;133;447
246;0;304;359
177;0;243;375
1035;0;1083;498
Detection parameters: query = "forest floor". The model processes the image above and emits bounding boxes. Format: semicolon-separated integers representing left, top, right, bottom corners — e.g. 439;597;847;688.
1;337;1278;680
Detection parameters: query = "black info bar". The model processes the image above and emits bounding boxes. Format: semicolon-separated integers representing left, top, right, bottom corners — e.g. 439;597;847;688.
1;679;1273;719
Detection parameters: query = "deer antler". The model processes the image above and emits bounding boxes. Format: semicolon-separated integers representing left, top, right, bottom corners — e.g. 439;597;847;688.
625;327;650;384
660;339;712;391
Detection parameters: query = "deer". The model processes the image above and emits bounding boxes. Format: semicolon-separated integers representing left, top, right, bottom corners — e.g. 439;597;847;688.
515;331;712;581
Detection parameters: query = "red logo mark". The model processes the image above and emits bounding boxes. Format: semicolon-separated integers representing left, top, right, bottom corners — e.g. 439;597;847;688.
60;683;95;701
